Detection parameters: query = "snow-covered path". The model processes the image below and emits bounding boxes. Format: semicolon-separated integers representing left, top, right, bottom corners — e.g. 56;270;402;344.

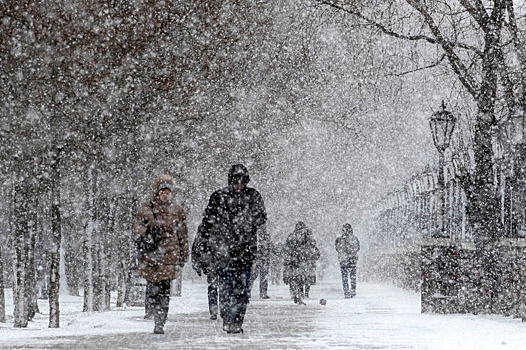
1;280;525;349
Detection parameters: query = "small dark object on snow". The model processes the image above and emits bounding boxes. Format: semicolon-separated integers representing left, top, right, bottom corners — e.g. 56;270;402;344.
319;298;327;305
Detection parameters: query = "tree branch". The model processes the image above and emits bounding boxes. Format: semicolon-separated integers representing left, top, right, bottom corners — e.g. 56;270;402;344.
317;0;483;57
405;0;480;98
390;54;446;77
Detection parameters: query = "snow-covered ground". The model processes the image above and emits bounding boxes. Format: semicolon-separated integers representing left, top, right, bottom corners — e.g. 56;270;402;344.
1;279;525;349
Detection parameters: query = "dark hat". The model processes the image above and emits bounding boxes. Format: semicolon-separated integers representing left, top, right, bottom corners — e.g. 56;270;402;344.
342;223;353;235
228;164;250;185
295;221;307;230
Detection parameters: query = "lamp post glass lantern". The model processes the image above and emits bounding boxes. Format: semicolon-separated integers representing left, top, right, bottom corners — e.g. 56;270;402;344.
430;101;456;154
429;101;456;238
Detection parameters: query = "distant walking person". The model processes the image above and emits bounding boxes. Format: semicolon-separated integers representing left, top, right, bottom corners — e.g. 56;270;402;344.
197;164;267;334
132;174;189;334
191;223;219;320
335;223;360;298
250;224;271;299
283;222;320;304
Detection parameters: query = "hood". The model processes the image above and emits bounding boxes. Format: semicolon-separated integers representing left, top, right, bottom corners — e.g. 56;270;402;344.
228;164;250;185
295;221;307;231
152;174;175;203
342;223;353;236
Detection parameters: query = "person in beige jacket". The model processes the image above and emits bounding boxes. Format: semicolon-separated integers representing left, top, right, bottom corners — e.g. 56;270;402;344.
132;174;189;334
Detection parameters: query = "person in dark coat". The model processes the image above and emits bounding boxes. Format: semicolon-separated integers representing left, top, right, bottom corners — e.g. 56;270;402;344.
197;164;267;334
249;224;271;299
283;222;320;304
269;241;284;286
191;223;219;320
302;228;320;299
132;174;189;334
335;223;360;298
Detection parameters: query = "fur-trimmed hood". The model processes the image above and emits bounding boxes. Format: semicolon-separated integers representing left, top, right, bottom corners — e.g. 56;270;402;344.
152;174;175;204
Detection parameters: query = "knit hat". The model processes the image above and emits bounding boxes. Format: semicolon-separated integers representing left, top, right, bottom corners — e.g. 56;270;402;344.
342;223;353;235
158;182;173;192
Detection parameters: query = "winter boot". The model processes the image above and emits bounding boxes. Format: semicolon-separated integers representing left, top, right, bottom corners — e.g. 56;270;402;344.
153;324;164;334
210;314;218;320
223;319;232;333
230;325;244;334
294;297;306;305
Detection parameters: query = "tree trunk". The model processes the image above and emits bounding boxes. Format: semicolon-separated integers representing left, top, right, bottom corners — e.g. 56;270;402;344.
463;116;504;314
0;246;6;323
82;234;92;312
83;166;95;313
102;197;115;311
48;152;62;328
64;243;80;296
124;131;140;306
13;183;28;328
27;205;39;319
92;188;103;312
116;198;128;308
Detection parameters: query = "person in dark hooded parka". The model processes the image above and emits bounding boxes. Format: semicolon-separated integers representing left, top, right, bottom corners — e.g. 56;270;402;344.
283;221;320;304
197;164;267;334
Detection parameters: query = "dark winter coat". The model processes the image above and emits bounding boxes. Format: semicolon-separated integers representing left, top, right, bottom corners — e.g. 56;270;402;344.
191;223;215;275
198;166;267;269
335;226;360;265
132;174;189;282
283;222;320;285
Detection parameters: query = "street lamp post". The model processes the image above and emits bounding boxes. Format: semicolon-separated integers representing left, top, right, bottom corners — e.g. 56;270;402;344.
429;101;456;238
422;101;457;314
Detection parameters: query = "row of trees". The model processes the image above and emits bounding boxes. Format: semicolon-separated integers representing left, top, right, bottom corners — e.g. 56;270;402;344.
0;0;283;328
0;0;412;328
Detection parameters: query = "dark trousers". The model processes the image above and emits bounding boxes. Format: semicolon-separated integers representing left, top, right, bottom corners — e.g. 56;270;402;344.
290;275;308;300
340;262;357;297
250;260;269;298
217;262;252;328
207;272;219;317
145;280;171;327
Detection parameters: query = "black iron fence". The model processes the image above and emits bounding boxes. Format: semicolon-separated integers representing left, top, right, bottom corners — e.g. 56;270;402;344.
365;135;526;316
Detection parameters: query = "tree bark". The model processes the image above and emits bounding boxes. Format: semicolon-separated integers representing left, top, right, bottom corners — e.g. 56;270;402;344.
27;202;39;319
48;149;62;328
83;166;95;313
13;182;28;328
0;246;5;323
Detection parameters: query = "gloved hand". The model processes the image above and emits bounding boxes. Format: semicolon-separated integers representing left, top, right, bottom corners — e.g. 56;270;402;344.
192;262;202;276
